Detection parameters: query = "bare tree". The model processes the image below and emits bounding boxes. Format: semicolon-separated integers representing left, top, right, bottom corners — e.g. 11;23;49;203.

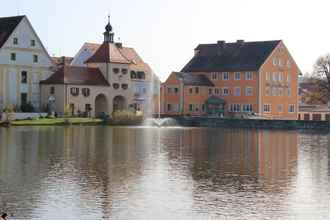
311;54;330;104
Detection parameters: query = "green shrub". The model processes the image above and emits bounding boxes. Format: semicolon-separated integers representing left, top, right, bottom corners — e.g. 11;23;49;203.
111;110;143;125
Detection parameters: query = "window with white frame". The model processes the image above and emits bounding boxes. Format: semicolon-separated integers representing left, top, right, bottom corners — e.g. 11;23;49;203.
273;72;277;81
243;104;253;112
266;72;270;81
279;72;283;82
287;60;291;68
272;87;277;96
278;59;283;67
234;87;241;96
289;104;295;113
31;40;36;47
214;88;220;95
234;72;240;80
287;88;291;97
33;54;38;63
230;104;241;112
10;53;16;61
208;88;212;95
223;87;229;96
263;104;271;113
217;72;222;80
273;58;277;66
13;37;18;45
279;88;283;96
70;87;79;96
223;72;229;80
287;73;291;83
211;73;217;80
265;87;271;96
245;72;253;80
245;87;253;96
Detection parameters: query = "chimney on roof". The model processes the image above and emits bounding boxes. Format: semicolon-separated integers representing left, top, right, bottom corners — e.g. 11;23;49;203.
115;42;122;48
60;56;66;66
217;40;226;55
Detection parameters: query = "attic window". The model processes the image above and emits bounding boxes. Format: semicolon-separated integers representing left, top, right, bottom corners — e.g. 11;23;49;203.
30;40;36;47
13;38;18;45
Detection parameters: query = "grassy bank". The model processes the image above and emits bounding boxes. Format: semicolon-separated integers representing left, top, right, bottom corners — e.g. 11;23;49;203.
5;117;102;126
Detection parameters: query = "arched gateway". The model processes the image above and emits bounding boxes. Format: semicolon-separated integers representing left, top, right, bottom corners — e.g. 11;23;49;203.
95;94;108;117
113;95;126;111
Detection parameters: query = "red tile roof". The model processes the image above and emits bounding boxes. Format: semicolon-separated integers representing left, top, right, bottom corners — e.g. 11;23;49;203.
0;15;24;49
41;66;110;86
85;42;131;64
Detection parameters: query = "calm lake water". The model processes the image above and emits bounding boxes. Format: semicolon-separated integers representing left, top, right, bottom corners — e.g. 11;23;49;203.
0;126;330;220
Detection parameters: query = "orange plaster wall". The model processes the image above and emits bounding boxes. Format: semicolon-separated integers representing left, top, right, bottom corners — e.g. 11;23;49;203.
259;41;299;120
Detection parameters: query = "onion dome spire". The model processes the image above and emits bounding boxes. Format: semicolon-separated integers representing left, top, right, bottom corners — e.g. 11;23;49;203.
104;15;114;43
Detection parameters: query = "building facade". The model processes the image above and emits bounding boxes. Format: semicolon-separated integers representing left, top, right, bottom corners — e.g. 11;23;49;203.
0;15;53;112
41;18;159;117
161;40;300;120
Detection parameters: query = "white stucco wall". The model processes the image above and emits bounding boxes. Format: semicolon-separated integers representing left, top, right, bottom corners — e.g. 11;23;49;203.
0;16;53;111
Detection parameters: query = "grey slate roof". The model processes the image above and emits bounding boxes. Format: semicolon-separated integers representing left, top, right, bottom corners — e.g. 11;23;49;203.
0;15;24;49
182;40;281;72
175;72;214;87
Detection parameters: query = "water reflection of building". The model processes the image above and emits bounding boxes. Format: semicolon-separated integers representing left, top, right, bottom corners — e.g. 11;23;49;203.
0;126;155;219
161;128;298;186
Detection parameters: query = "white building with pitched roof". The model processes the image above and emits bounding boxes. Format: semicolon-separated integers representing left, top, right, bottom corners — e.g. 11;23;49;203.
0;15;53;112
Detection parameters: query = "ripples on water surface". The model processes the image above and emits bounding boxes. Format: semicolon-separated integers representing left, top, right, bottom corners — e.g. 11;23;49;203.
0;126;330;219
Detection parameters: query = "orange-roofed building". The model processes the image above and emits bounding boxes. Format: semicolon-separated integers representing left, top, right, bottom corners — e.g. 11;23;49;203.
161;40;300;120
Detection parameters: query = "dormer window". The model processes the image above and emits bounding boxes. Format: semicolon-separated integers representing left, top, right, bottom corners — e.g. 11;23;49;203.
13;38;18;45
113;68;119;74
31;40;36;47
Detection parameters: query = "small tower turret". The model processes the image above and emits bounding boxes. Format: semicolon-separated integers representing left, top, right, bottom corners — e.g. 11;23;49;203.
104;15;114;43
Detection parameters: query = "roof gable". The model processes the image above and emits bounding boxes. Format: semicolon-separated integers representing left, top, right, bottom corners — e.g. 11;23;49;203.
0;15;24;49
85;42;131;64
182;40;281;72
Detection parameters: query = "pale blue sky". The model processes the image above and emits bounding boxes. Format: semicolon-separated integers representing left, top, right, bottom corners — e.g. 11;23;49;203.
1;0;329;80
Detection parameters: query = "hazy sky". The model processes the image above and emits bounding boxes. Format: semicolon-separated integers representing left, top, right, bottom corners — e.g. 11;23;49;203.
1;0;329;81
